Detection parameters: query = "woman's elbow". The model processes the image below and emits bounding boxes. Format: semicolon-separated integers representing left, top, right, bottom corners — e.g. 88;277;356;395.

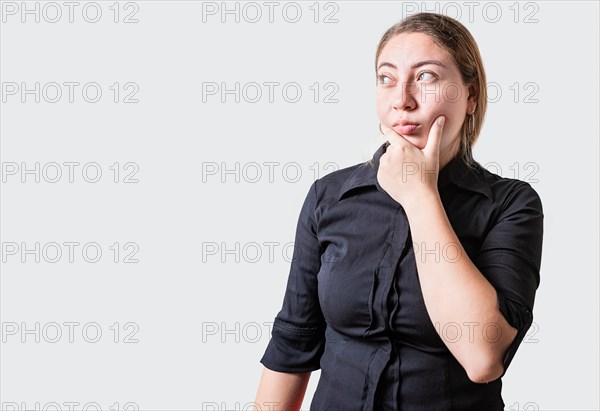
467;360;504;384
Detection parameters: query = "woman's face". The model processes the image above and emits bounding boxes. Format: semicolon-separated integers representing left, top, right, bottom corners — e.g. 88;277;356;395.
376;32;477;166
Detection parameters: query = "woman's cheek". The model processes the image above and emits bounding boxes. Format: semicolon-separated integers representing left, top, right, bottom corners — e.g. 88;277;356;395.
375;101;386;124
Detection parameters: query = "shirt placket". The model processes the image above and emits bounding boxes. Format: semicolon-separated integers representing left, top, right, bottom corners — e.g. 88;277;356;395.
363;204;410;410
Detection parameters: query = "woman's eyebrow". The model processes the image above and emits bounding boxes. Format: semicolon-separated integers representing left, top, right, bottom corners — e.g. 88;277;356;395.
377;60;447;71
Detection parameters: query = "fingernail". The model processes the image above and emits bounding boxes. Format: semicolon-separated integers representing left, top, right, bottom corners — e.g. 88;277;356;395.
437;116;445;126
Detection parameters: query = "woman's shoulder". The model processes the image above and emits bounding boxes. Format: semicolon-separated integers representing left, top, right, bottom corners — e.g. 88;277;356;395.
313;159;375;199
475;160;543;213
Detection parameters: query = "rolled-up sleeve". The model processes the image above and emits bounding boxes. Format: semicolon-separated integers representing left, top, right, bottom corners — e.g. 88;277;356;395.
260;180;327;373
474;182;544;377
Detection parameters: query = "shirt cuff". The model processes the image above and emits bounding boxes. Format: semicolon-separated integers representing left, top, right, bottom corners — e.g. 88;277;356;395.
496;290;534;378
260;317;326;373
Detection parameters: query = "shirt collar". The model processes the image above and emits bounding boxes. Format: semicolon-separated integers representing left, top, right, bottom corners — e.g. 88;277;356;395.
338;141;494;202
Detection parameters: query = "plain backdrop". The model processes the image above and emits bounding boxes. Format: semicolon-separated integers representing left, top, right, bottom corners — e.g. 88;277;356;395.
1;1;598;410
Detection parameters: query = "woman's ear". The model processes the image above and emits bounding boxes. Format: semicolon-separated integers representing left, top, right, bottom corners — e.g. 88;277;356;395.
467;82;478;111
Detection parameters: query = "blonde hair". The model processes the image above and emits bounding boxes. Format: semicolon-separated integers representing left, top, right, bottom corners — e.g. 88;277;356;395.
368;12;487;170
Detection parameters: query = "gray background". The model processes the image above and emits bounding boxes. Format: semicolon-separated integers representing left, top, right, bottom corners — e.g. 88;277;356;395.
1;1;598;410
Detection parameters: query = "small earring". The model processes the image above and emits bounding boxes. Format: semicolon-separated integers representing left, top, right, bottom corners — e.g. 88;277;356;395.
379;123;384;135
468;112;475;138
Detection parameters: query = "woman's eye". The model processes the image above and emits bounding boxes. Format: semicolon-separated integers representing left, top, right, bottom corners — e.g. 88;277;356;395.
417;71;436;81
377;74;392;84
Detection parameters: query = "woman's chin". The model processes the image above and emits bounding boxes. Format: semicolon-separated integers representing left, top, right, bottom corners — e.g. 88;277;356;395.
403;135;426;149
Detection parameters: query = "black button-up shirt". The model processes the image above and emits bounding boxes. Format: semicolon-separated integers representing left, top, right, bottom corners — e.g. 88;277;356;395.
260;141;544;410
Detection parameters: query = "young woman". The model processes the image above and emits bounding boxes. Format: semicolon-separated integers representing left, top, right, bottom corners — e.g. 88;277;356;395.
255;12;544;411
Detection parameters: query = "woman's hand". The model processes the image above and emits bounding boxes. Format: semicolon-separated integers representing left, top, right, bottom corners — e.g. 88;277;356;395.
376;115;445;209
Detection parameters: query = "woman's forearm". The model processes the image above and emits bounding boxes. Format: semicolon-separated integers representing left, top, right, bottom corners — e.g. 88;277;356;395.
254;367;311;411
403;190;517;384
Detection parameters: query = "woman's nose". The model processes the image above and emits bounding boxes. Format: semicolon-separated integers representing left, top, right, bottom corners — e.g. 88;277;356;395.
391;81;417;111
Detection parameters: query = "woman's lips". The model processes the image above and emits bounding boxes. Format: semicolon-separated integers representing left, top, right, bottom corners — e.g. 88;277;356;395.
393;124;420;135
